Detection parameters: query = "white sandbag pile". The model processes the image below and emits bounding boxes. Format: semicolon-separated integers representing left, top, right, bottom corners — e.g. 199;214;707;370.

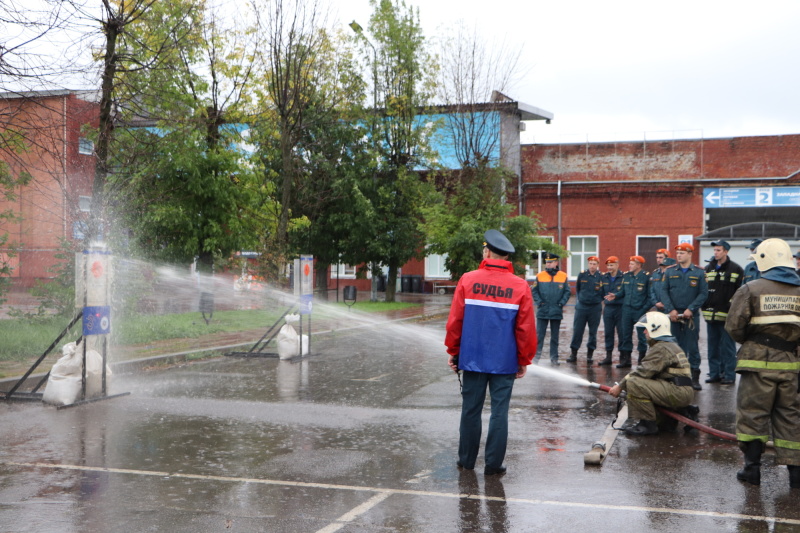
276;313;309;360
42;341;112;406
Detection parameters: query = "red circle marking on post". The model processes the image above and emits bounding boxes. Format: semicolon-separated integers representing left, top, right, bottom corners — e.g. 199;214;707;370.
91;261;104;278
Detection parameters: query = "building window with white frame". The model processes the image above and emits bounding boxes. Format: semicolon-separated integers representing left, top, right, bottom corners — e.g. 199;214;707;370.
78;137;94;155
425;253;449;279
78;196;91;212
567;236;598;278
333;263;356;279
526;236;555;279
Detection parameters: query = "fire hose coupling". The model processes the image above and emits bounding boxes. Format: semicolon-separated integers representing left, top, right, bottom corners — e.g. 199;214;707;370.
591;441;606;451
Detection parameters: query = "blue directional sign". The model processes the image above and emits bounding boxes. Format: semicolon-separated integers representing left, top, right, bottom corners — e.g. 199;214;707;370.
83;306;111;335
704;187;800;208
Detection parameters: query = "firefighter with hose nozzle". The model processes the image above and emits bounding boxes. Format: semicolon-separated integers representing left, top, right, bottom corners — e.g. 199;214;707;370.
607;312;696;436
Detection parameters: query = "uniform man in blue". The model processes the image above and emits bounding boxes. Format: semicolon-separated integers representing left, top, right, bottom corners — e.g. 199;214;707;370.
661;243;709;391
606;255;651;367
567;256;603;365
701;240;743;385
446;230;536;476
743;239;763;284
532;253;571;365
598;256;625;366
650;249;675;313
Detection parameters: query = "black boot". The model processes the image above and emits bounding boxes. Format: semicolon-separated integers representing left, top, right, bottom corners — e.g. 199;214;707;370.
566;348;578;364
637;350;646;365
736;441;763;485
624;419;658;436
691;368;703;391
598;351;613;366
586;349;594;364
789;465;800;489
616;351;632;368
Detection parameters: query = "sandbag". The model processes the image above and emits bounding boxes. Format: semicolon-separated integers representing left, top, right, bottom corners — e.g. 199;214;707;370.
276;323;299;359
42;342;82;406
42;341;113;405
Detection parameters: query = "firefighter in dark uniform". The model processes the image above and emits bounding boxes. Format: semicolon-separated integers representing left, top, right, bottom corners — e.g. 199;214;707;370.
598;256;625;366
743;238;763;284
661;243;709;390
701;240;743;385
794;250;800;276
567;256;604;365
649;249;675;313
725;238;800;488
607;312;695;436
605;256;651;367
532;253;570;365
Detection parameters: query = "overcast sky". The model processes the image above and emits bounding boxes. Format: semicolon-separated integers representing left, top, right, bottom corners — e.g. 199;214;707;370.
335;0;800;144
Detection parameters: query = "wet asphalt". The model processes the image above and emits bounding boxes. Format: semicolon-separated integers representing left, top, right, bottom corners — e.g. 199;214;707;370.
1;302;799;532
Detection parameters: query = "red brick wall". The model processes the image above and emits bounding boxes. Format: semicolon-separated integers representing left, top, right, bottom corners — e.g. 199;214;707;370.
520;134;800;272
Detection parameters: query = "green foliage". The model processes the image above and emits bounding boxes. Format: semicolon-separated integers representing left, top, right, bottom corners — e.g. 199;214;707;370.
423;165;565;279
19;238;80;318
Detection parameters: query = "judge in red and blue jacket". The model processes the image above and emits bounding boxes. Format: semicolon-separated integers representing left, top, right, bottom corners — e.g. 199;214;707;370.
446;229;537;476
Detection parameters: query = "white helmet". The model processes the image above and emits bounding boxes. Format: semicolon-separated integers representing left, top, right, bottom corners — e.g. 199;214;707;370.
634;312;672;339
749;238;795;272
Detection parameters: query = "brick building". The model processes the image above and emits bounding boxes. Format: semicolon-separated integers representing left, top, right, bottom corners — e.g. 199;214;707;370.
518;134;800;279
0;90;99;286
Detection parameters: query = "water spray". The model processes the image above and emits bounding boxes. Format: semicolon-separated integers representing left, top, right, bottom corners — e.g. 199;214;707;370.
528;365;736;442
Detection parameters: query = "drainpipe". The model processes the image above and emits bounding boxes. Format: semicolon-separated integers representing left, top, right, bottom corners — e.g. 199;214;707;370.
557;180;562;245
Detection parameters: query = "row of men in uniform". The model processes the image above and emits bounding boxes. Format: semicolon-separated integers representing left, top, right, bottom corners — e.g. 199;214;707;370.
532;238;800;391
448;228;800;488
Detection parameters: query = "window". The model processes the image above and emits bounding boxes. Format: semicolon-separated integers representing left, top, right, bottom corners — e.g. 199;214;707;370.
567;236;598;278
333;263;356;279
79;196;91;212
425;253;449;279
526;236;555;279
78;137;94;155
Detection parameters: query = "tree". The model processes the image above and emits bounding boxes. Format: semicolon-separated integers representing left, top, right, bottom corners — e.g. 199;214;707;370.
251;0;328;277
106;0;260;272
355;0;438;302
422;21;558;279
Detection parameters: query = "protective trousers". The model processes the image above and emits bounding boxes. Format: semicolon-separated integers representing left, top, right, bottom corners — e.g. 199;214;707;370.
458;371;516;470
625;376;695;421
570;302;602;352
736;371;800;465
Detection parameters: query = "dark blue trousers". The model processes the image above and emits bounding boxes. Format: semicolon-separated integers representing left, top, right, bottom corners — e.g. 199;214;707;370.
458;371;516;470
570;302;602;352
536;318;562;363
603;305;623;353
707;320;737;380
620;306;648;353
671;317;702;369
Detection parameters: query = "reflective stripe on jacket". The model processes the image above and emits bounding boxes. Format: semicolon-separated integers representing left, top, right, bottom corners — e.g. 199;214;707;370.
445;259;537;374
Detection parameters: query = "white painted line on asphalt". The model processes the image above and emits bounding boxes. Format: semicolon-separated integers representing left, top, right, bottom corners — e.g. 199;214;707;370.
315;492;392;533
6;461;800;526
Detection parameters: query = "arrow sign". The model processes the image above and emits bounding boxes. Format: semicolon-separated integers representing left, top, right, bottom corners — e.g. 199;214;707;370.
704;189;720;206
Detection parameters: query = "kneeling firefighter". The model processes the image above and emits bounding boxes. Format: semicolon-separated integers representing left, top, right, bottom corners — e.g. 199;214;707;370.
607;312;696;436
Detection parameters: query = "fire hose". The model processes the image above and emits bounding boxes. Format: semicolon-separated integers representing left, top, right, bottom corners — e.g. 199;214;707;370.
589;382;737;442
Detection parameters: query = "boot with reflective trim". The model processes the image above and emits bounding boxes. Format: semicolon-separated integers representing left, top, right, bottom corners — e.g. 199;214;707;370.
616;351;632;368
789;465;800;489
598;351;613;366
691;368;703;391
624;419;658;436
736;441;762;486
566;349;578;364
